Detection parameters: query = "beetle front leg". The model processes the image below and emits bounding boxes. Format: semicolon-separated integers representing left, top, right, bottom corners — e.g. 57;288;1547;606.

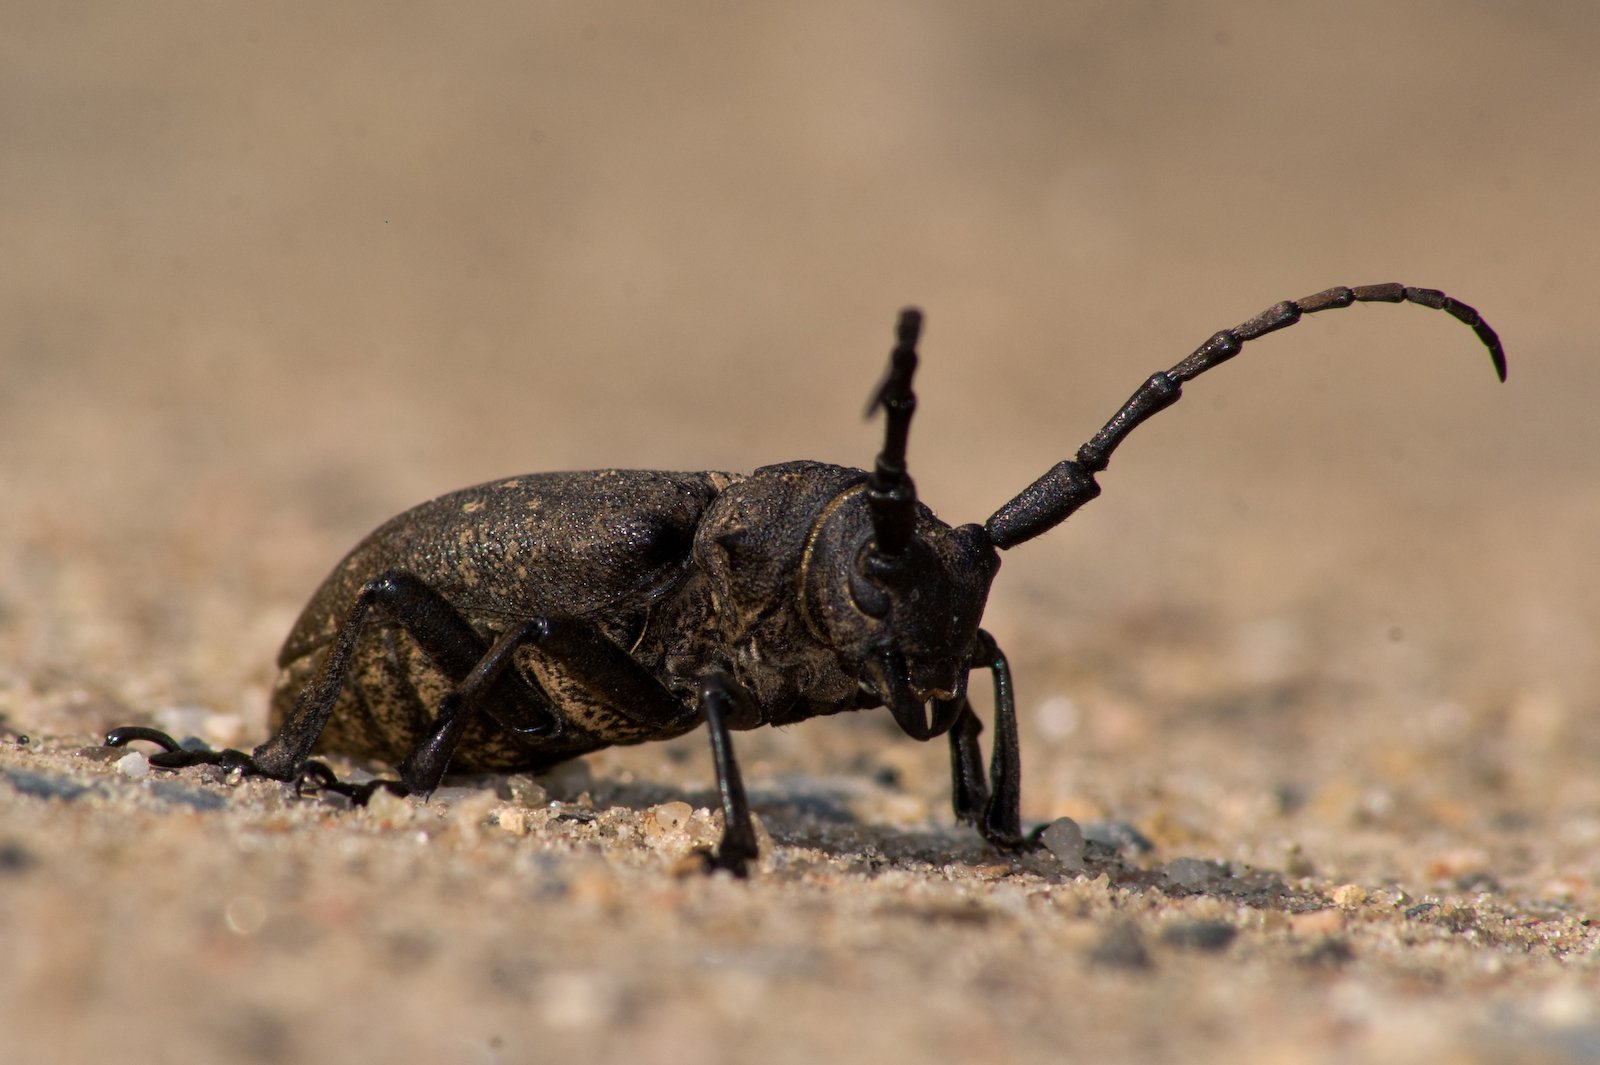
945;630;1023;849
947;702;989;824
694;674;762;876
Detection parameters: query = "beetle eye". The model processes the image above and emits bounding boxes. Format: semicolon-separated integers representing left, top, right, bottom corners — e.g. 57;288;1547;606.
848;565;890;619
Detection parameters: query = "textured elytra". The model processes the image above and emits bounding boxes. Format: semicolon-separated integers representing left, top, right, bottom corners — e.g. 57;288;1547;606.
272;469;737;769
278;470;733;662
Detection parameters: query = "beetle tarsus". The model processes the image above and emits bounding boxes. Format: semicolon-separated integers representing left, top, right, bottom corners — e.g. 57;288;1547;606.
106;726;405;801
106;726;271;775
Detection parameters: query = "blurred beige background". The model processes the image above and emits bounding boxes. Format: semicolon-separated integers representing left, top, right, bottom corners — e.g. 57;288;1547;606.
3;3;1599;1063
5;2;1594;713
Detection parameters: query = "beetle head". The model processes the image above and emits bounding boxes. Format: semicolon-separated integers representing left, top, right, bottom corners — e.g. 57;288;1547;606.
800;487;999;720
799;309;1002;737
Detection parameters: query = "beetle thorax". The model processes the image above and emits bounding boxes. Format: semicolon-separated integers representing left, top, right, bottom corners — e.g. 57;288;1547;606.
692;461;999;725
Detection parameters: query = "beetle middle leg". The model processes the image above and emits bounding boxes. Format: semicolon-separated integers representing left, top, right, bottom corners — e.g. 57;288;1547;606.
313;616;555;802
693;673;762;876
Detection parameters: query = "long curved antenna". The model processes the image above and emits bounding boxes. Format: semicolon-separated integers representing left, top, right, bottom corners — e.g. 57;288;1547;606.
864;307;923;561
985;283;1507;550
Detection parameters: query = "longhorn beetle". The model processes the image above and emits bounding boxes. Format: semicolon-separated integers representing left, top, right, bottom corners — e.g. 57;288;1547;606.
109;284;1506;875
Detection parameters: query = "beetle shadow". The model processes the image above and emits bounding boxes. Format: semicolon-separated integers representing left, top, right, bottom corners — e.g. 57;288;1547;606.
454;765;1323;904
576;771;870;828
534;766;1032;870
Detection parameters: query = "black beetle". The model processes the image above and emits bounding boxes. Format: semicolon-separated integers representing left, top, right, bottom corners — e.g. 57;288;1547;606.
110;284;1505;874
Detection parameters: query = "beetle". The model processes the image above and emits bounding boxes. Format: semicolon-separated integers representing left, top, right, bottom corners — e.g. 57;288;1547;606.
109;283;1505;875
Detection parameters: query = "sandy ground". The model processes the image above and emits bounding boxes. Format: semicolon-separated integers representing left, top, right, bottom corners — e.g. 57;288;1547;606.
3;3;1599;1063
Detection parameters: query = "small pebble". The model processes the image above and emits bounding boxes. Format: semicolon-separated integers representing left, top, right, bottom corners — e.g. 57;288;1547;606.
503;774;548;805
1331;883;1368;908
154;706;213;742
1282;843;1316;878
203;712;245;747
117;751;150;779
1040;817;1087;872
535;760;592;800
497;807;531;836
651;801;693;832
1163;857;1229;891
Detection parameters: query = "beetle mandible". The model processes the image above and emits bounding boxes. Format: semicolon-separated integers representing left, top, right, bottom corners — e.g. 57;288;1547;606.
109;283;1506;874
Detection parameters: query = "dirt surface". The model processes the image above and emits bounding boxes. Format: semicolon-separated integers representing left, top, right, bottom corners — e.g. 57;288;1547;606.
3;4;1599;1063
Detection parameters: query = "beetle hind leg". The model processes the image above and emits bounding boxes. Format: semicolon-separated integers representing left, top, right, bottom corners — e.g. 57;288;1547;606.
105;571;560;800
251;572;563;792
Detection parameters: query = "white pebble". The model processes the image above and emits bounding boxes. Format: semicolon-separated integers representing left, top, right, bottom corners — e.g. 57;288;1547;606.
652;801;693;831
116;751;149;779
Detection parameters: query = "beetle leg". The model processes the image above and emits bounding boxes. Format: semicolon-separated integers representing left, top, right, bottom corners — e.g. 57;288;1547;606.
252;571;558;782
947;699;989;824
974;630;1023;847
109;580;559;798
946;630;1023;849
388;618;551;794
295;619;558;803
103;725;258;773
694;673;761;876
450;629;758;874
